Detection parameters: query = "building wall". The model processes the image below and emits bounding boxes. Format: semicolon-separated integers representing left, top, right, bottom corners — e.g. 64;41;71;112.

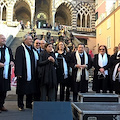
87;37;96;54
115;8;120;46
96;0;106;18
0;0;95;32
96;5;120;55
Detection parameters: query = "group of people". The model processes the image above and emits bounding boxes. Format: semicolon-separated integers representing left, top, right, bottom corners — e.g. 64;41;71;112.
1;32;120;113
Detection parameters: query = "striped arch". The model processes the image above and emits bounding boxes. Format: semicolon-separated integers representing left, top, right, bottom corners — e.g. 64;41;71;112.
12;0;33;10
0;0;9;21
55;2;74;26
74;2;95;31
0;0;8;8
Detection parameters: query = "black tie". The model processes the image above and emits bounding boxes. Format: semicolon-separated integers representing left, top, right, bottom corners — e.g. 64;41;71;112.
0;48;5;63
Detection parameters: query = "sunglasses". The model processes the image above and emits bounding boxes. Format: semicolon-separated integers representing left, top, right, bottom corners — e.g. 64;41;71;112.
99;49;105;51
36;43;40;45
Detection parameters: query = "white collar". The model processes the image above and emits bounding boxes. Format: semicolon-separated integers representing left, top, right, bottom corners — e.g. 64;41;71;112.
0;46;4;48
79;53;83;56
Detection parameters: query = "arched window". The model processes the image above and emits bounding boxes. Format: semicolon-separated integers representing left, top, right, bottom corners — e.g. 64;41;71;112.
76;4;92;29
2;6;6;21
82;14;85;27
77;14;80;27
87;14;90;28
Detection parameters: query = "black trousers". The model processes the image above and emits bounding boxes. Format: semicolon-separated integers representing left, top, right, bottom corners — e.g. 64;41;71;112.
17;94;32;108
60;83;70;101
73;80;88;102
40;85;55;101
0;91;7;108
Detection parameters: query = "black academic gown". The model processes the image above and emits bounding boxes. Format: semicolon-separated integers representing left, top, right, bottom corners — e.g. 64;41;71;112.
56;52;70;84
15;44;36;95
70;52;92;93
0;46;14;92
37;50;57;88
110;53;120;92
92;54;110;92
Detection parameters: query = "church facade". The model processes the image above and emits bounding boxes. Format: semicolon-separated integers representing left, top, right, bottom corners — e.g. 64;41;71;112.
0;0;95;32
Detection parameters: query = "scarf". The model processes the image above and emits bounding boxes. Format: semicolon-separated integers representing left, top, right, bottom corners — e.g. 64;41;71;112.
113;63;120;82
33;49;39;68
76;50;89;82
117;51;120;59
55;52;68;79
22;43;38;81
98;53;108;75
0;47;10;79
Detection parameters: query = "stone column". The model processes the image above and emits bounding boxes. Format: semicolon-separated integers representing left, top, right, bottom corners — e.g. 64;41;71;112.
52;9;56;30
85;14;87;28
72;10;77;30
80;14;82;27
7;5;13;26
31;7;35;29
0;6;2;21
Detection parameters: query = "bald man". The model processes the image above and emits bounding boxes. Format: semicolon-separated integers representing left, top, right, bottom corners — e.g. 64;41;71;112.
40;40;46;51
34;39;41;54
15;34;38;111
0;34;14;112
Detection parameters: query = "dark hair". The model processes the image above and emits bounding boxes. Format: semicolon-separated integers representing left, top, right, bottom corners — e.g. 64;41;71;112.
44;42;52;48
98;45;108;54
77;43;85;47
56;41;68;52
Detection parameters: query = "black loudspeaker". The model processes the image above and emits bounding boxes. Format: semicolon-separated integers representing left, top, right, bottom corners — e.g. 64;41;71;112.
33;102;73;120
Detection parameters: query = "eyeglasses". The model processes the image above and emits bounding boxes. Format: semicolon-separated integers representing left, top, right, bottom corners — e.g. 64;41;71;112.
99;49;105;51
36;43;40;45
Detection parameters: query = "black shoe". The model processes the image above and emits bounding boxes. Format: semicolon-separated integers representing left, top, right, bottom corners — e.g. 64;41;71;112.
26;105;32;109
18;107;24;111
0;107;8;111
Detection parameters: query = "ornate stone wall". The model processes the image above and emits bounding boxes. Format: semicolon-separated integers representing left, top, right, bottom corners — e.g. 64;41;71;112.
0;0;95;32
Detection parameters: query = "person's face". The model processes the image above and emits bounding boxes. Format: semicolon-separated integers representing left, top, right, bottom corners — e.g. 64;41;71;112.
85;47;89;54
40;41;45;49
46;44;53;53
34;40;40;49
58;42;64;51
99;46;106;55
0;35;6;46
78;45;84;53
24;36;33;46
118;44;120;51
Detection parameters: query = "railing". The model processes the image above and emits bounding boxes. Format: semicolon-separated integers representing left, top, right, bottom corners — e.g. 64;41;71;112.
63;25;72;31
77;27;92;32
0;21;21;46
65;30;80;47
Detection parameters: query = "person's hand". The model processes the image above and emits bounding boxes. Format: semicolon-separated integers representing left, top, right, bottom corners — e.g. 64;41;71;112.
50;57;55;63
80;65;87;69
17;76;22;80
118;67;120;72
75;64;81;69
48;56;55;63
99;68;105;73
0;62;5;68
10;61;14;67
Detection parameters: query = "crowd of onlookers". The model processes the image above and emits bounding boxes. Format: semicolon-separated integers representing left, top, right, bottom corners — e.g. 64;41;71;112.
1;27;120;113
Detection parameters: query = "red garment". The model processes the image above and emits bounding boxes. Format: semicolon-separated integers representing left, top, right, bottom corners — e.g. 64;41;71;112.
11;66;17;86
89;50;94;58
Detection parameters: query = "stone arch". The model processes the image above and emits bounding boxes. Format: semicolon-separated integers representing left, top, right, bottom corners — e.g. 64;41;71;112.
55;2;74;26
12;0;33;9
35;0;52;28
0;0;8;21
75;2;95;31
13;0;31;24
2;6;6;21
